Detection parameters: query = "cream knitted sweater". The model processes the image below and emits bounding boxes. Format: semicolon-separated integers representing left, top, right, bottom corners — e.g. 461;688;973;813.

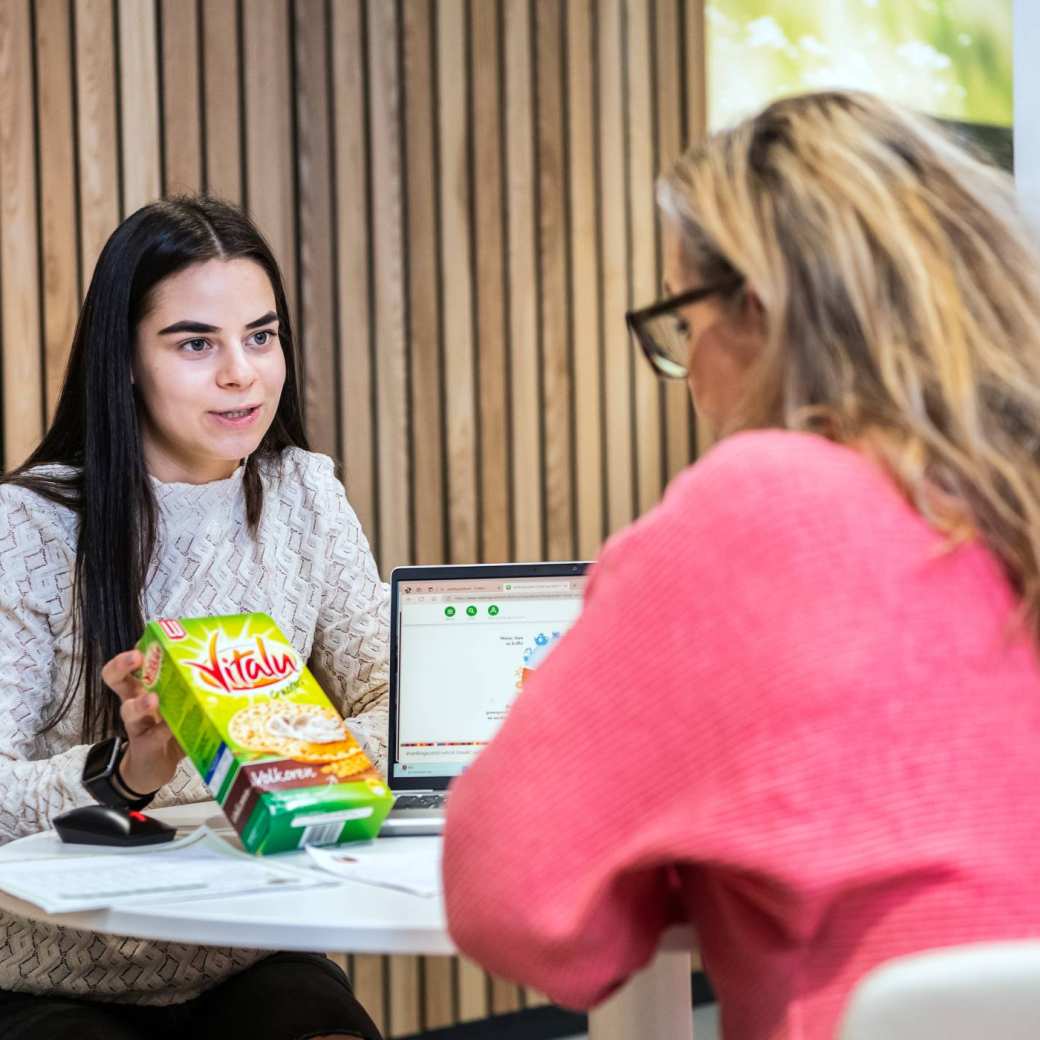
0;447;389;1004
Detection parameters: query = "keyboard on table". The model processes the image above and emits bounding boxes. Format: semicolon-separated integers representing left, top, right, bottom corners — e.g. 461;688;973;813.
392;794;447;811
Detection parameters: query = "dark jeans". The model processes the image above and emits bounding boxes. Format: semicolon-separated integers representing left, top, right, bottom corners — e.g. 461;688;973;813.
0;951;383;1040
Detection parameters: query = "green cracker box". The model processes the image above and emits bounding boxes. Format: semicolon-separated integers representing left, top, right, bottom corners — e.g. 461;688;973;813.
135;613;394;854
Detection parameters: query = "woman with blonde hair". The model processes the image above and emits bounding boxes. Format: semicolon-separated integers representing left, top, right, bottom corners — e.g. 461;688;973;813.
441;91;1040;1038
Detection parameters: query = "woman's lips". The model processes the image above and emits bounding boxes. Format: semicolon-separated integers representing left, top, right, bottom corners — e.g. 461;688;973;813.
209;405;262;428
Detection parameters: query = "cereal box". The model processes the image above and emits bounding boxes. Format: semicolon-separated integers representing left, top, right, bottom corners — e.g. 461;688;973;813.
135;613;394;854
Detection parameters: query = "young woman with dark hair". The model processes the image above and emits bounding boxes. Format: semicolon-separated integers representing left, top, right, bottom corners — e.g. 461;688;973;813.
0;196;385;1040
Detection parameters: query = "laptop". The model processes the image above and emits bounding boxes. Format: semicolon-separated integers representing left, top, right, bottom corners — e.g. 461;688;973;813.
381;561;589;836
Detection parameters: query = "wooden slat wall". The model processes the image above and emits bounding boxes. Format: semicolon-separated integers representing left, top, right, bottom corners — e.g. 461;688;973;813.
0;0;706;1034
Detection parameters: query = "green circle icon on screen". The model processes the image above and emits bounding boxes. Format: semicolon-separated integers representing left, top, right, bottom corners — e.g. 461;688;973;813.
488;605;499;616
466;605;478;617
444;606;456;618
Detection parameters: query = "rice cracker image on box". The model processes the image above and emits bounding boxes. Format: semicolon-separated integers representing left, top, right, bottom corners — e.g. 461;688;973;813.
136;613;394;854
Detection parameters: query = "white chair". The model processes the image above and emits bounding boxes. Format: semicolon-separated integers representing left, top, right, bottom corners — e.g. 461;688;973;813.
839;941;1040;1040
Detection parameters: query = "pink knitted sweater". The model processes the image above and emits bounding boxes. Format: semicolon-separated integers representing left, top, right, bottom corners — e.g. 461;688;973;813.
442;430;1040;1039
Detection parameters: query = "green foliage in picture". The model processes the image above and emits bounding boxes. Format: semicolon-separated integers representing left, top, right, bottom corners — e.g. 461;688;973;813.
708;0;1013;130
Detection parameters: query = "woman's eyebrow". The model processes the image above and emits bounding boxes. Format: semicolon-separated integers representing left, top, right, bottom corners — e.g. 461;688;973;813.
157;319;219;335
245;311;278;329
156;311;277;335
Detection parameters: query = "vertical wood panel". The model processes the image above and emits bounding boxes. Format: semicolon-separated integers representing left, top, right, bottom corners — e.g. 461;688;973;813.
457;955;489;1024
388;949;420;1037
567;0;603;560
331;0;376;541
75;0;119;288
117;0;160;214
535;0;573;561
368;0;410;575
0;0;44;467
243;0;295;314
370;0;415;1023
505;0;542;561
352;950;387;1036
295;0;337;456
687;0;712;459
490;970;521;1014
403;0;445;568
34;0;78;419
161;0;203;194
439;3;484;1010
201;0;241;202
472;0;510;566
437;0;477;565
658;0;694;482
627;0;662;515
422;954;455;1029
599;0;634;531
687;0;707;144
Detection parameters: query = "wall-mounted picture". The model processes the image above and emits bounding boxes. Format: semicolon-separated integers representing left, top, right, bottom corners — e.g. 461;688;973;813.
707;0;1013;167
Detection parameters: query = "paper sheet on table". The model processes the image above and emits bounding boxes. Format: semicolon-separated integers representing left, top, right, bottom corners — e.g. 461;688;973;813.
0;827;329;914
0;821;233;862
306;838;442;897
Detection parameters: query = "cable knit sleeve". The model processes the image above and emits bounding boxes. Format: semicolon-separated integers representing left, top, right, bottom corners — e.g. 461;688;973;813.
0;487;96;843
305;459;390;776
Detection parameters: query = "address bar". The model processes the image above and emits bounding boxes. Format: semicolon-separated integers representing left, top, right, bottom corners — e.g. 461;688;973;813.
500;580;576;591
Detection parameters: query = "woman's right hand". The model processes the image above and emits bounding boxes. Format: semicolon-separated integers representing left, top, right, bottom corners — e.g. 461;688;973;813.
100;649;185;796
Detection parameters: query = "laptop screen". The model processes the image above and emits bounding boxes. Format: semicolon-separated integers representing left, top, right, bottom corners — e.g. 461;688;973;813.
391;567;588;783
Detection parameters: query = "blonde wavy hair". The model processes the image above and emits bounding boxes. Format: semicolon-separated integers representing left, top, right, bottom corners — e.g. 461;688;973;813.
659;90;1040;636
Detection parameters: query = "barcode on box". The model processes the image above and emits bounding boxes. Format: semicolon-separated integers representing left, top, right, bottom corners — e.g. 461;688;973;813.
299;821;344;847
292;807;373;848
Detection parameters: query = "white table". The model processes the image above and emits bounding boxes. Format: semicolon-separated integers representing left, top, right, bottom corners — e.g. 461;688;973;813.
0;802;696;1039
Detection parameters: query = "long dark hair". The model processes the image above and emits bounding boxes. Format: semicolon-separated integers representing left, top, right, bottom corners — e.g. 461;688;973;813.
2;196;309;742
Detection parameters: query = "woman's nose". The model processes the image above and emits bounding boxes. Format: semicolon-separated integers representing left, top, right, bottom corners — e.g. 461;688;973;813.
216;343;256;387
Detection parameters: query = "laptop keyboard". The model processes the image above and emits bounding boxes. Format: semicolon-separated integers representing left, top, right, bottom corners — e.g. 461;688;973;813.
393;794;447;811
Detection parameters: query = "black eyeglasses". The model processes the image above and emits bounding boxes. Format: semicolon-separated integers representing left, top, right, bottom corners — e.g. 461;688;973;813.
626;281;743;380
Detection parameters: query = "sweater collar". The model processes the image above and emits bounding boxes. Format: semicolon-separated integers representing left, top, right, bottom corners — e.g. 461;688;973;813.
148;465;245;518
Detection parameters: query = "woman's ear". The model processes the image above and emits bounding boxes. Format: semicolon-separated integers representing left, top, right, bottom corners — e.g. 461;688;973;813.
740;286;766;330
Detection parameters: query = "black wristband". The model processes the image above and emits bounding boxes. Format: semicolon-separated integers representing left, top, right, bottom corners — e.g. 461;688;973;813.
110;756;158;802
82;737;156;812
